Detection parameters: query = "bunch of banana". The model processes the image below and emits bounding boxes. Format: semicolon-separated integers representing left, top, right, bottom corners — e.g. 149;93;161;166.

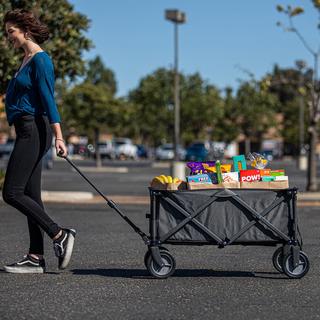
151;175;181;184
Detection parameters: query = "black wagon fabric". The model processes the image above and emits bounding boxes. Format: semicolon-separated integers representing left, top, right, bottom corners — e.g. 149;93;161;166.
157;189;293;243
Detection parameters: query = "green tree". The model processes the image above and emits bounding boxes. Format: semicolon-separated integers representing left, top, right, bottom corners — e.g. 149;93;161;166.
217;87;241;144
62;56;124;166
277;1;320;190
128;68;175;146
62;82;116;167
129;68;226;147
180;73;225;145
0;0;92;95
235;80;279;154
266;64;311;154
85;56;117;95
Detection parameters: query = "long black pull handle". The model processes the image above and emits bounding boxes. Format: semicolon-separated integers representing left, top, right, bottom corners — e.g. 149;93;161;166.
62;154;111;203
59;153;150;244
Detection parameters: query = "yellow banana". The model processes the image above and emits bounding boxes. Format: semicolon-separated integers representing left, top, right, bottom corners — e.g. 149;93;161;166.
151;175;164;184
167;176;173;183
160;175;168;183
173;177;180;183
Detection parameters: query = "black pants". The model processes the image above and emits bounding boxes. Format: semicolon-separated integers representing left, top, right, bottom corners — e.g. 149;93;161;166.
2;114;61;255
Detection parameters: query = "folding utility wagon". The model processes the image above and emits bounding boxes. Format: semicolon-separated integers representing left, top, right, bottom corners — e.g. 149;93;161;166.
64;156;309;279
145;187;309;279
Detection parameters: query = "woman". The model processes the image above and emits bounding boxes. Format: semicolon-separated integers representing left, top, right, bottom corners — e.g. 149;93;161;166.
2;9;76;273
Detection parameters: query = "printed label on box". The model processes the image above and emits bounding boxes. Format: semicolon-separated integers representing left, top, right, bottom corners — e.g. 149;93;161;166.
187;174;212;183
239;169;261;182
222;172;239;182
260;169;271;176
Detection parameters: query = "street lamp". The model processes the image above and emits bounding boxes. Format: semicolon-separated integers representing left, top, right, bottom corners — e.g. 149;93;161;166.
295;59;307;170
165;9;186;179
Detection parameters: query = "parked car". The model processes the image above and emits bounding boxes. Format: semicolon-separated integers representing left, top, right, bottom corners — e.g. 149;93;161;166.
96;141;116;159
185;142;209;161
0;138;15;158
155;143;185;161
113;138;138;160
73;143;88;157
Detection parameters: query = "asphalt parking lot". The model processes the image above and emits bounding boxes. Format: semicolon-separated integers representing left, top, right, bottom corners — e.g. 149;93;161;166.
0;158;319;319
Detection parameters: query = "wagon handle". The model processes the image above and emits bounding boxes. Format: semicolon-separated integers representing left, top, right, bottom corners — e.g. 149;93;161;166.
60;153;150;244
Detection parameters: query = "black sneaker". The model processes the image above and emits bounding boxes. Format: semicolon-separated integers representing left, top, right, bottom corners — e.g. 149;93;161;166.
3;255;45;274
53;228;76;270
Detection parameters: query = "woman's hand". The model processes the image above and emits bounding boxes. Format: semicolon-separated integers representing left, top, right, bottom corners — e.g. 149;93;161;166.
55;138;67;157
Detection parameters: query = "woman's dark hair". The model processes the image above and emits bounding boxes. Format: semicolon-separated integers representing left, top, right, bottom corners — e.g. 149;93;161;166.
4;9;49;44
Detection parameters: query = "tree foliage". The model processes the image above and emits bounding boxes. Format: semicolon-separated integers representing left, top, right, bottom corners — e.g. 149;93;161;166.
0;0;92;95
236;80;279;148
277;1;320;190
128;68;230;147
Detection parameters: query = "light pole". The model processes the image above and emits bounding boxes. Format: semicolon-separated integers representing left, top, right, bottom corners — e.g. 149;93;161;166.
295;60;307;170
165;9;186;179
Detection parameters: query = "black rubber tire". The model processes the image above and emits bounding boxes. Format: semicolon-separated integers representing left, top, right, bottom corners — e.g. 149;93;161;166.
143;247;168;269
282;251;310;279
272;247;284;273
146;250;176;279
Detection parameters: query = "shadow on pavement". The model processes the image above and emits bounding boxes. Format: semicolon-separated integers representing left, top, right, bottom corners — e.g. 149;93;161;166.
71;268;288;279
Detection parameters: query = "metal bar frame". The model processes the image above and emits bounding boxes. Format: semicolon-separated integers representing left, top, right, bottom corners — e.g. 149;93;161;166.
151;189;296;247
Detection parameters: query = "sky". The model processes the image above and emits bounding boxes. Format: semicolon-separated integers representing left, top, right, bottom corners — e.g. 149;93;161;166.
68;0;319;97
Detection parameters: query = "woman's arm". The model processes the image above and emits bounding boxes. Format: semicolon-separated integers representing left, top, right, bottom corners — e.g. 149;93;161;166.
51;123;67;157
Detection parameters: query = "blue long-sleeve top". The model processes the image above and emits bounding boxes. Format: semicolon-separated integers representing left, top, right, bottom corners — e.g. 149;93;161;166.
5;51;61;126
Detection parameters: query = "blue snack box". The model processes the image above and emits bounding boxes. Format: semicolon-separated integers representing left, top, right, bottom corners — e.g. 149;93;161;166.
187;173;218;184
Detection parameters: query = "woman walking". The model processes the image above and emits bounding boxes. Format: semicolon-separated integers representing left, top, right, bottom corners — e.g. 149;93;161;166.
2;9;76;273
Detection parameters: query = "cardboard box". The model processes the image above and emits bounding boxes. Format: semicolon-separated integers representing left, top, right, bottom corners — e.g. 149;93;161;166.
188;181;240;190
240;180;289;189
151;180;187;190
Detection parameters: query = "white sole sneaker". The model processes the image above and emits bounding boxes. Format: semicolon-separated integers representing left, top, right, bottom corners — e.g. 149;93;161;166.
59;229;76;270
4;265;45;273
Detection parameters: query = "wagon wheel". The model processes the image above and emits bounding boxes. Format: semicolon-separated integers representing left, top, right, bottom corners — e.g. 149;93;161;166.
146;250;176;279
143;247;168;269
272;247;284;273
282;251;310;279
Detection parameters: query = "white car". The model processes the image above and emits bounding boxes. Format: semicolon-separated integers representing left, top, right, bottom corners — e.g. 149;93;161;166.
97;141;116;159
113;138;138;160
155;143;186;160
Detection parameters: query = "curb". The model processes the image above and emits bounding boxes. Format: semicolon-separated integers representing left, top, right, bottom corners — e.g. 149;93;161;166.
1;191;320;206
73;166;128;173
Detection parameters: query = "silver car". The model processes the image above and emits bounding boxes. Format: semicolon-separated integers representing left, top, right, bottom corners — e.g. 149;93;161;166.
155;143;185;160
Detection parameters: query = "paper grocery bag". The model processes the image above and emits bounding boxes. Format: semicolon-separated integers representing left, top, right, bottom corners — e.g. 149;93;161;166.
240;181;289;189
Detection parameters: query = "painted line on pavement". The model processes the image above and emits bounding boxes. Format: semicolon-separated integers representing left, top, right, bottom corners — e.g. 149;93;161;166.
73;166;128;173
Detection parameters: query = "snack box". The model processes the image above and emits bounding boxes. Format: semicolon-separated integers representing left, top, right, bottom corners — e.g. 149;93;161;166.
205;164;232;173
222;172;239;182
187;174;212;184
274;176;288;181
270;169;285;177
239;169;261;182
261;176;275;182
259;169;271;176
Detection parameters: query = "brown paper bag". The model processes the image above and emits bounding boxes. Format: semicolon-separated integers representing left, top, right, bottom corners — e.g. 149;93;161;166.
188;181;240;190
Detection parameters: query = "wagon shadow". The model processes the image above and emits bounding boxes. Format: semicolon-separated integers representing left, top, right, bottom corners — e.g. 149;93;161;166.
71;268;288;280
